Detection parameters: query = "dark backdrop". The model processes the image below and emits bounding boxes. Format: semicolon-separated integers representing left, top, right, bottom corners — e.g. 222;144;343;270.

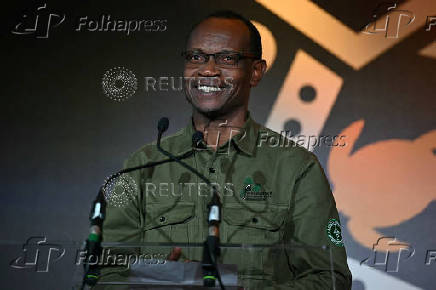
1;1;435;289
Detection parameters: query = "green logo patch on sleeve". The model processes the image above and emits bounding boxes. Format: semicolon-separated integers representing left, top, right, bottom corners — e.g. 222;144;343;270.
326;218;344;247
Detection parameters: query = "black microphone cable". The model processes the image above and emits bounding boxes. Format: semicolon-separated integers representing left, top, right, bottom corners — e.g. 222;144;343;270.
156;117;225;290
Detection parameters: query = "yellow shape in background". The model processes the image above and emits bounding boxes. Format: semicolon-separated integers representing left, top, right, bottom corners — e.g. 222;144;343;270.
419;41;436;59
256;0;436;69
252;21;277;72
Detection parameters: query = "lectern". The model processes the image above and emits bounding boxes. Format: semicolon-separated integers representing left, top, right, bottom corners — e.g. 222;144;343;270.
72;241;336;289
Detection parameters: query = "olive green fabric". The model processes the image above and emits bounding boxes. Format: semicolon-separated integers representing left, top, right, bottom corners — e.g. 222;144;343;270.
96;113;352;289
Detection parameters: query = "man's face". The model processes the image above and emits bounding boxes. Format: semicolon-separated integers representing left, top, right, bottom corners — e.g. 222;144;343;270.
183;18;262;117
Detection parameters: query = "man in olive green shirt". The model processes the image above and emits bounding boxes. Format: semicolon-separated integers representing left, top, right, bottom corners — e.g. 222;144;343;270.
98;10;352;289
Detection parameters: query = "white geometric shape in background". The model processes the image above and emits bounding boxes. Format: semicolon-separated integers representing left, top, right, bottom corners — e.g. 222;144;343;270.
265;50;343;151
348;258;423;290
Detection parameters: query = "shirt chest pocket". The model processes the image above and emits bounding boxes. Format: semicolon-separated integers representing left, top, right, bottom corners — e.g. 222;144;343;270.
143;202;195;243
222;205;288;244
220;205;288;276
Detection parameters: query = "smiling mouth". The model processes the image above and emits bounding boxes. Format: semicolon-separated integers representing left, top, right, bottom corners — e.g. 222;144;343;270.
197;85;223;93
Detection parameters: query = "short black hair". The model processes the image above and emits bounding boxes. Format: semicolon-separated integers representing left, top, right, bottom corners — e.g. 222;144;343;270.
185;10;262;59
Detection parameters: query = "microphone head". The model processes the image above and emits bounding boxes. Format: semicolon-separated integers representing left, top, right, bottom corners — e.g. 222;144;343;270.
192;131;205;148
158;117;169;133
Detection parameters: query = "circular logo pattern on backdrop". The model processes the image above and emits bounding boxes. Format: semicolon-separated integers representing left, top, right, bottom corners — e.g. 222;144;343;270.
326;218;344;247
102;66;137;102
102;173;138;207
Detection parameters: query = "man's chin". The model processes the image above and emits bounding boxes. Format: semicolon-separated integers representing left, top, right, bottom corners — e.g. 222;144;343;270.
185;97;220;116
193;105;225;119
185;92;238;119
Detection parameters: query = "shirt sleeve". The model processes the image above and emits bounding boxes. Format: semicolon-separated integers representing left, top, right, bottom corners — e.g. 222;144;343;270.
92;152;145;289
102;151;144;243
279;152;352;289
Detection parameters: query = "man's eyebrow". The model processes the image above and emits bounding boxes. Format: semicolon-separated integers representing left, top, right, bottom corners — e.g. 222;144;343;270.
188;48;205;53
218;49;240;53
188;48;242;54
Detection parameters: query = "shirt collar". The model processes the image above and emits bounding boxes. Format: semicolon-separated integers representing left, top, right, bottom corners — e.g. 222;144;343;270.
173;119;196;155
178;111;260;156
231;111;259;156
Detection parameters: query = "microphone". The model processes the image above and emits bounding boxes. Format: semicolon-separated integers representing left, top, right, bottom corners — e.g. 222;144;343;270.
81;118;196;289
158;117;169;135
82;117;223;289
82;188;106;288
156;118;225;290
192;131;207;149
157;119;210;185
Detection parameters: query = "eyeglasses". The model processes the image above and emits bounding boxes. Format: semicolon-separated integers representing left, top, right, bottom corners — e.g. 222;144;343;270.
182;50;259;67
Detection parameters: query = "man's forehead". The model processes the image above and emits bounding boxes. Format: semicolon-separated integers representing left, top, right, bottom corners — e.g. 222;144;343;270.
187;18;251;52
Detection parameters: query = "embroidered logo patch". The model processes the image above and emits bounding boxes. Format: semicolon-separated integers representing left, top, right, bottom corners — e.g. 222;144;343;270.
326;218;344;247
240;177;272;201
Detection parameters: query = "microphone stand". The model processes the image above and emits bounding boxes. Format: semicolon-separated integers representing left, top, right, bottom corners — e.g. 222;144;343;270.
156;117;225;290
81;117;225;289
80;151;193;289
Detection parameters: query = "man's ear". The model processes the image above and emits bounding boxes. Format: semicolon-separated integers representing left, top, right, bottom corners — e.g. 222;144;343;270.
250;60;267;87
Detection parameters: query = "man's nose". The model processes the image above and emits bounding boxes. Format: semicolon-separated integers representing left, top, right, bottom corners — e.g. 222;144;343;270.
198;57;221;77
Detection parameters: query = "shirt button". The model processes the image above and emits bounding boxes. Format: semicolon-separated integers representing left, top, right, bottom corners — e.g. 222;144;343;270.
209;168;216;173
252;217;258;223
159;216;166;223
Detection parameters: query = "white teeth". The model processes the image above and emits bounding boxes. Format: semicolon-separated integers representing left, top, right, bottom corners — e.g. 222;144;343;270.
198;85;222;93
